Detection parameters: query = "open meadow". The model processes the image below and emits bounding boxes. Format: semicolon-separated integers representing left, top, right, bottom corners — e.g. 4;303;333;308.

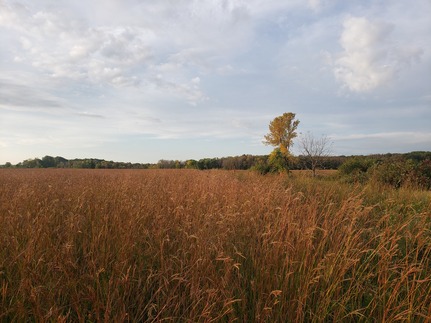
1;169;430;321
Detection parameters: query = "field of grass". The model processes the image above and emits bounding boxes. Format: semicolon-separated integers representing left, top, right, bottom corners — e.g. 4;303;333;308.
1;169;430;321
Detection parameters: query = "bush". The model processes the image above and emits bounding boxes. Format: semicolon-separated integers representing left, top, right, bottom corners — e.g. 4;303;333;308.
412;159;431;190
250;159;271;175
268;149;288;173
370;159;415;189
338;157;375;183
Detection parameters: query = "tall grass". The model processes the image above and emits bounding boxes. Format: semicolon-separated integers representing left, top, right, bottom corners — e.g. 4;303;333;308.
0;169;430;321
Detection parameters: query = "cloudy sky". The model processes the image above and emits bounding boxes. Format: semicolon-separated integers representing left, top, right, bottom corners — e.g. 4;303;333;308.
1;0;430;164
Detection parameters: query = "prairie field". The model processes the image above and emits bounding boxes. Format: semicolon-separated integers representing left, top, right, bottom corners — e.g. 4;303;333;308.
0;169;430;322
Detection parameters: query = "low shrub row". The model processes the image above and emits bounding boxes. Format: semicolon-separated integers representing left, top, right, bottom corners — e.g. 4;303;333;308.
339;156;431;190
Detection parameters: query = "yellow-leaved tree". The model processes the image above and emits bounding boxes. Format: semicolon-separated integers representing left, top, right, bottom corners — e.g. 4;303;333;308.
263;112;300;172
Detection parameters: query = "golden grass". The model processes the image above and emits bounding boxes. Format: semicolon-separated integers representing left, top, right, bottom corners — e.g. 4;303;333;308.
0;169;430;322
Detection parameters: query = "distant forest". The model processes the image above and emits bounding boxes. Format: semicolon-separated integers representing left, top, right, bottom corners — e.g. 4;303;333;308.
2;151;431;171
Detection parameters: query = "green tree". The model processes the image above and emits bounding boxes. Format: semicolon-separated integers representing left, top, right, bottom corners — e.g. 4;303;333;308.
21;158;42;168
268;148;288;173
185;159;198;169
263;112;300;172
41;155;56;168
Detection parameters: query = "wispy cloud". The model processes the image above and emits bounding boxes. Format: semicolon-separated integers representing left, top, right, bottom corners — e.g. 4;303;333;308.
75;112;105;119
0;0;255;104
0;79;65;110
334;131;431;142
0;0;430;163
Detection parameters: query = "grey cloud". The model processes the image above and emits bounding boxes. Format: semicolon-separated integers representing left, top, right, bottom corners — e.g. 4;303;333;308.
75;112;105;119
332;131;431;155
0;80;63;109
137;116;162;124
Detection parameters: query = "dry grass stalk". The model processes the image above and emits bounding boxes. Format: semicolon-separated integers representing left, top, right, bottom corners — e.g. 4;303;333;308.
0;169;430;321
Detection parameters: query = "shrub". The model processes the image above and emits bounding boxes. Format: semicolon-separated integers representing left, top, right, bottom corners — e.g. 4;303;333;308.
370;158;415;189
250;159;271;175
412;159;431;190
268;148;288;173
338;157;375;183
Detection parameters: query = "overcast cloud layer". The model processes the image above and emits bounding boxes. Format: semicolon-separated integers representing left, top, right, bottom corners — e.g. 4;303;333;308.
1;0;430;163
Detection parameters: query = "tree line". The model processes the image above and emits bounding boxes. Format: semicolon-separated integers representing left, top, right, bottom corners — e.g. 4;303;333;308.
1;112;430;178
2;152;430;173
0;154;343;170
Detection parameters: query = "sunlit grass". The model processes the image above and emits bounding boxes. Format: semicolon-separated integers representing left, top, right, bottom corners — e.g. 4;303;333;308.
1;169;430;321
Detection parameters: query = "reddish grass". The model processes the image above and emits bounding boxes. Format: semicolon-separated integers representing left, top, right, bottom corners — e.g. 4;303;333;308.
0;169;430;321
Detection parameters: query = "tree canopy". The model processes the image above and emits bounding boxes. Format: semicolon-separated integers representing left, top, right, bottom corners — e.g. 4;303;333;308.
263;112;300;156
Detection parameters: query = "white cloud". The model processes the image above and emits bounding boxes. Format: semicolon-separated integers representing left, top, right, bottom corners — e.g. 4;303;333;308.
334;16;423;92
0;3;153;86
0;1;24;27
0;0;329;106
0;0;259;104
1;0;430;163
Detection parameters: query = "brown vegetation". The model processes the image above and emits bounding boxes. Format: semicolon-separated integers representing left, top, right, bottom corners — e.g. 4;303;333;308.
1;169;430;321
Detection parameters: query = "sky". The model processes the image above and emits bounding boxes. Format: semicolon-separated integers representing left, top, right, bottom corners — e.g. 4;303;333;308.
0;0;430;164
